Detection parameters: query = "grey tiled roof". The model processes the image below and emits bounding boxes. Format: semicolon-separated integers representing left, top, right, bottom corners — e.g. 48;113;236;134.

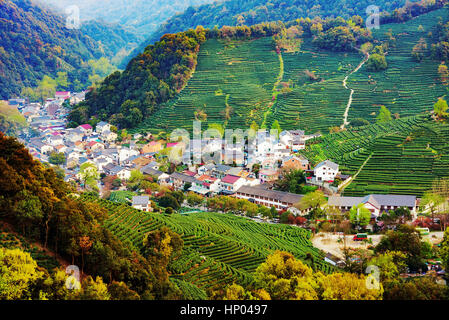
170;172;198;183
315;160;339;171
236;185;304;206
132;196;149;206
328;194;417;209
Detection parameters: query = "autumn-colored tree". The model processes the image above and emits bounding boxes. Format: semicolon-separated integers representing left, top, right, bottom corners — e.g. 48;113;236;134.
438;62;449;85
0;248;45;300
320;272;383;300
433;98;448;120
79;236;93;274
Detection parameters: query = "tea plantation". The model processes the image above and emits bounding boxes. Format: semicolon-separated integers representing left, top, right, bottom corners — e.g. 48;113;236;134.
135;8;448;134
83;195;332;297
300;114;449;196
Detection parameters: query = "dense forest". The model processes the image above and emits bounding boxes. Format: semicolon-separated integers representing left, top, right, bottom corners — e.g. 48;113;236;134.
80;20;142;65
0;0;109;98
39;0;214;48
123;0;410;67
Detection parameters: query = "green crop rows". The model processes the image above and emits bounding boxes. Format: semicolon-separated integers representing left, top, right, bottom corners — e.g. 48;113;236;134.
83;195;332;293
300;114;449;196
347;8;449;124
267;39;361;133
139;37;279;132
109;190;135;204
135;8;448;136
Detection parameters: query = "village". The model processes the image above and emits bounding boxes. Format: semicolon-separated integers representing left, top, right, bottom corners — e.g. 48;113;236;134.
5;91;445;272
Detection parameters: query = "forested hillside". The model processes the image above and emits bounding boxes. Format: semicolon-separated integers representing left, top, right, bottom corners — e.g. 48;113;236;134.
80;20;141;65
124;0;409;67
41;0;213;37
0;131;188;300
0;0;106;99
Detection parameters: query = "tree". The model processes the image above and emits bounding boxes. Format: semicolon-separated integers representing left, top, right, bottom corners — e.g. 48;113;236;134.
275;169;306;194
271;120;282;138
438;62;449;85
349;204;371;229
376;105;392;123
67;276;110;300
207;123;224;136
158;195;180;210
375;225;427;272
366;53;387;71
186;192;204;207
320;272;383;300
253;251;383;300
411;38;427;62
79;162;99;191
420;191;445;222
108;281;140;300
49;152;66;165
296;190;326;218
0;248;45;300
433;98;448;120
249;121;259;137
143;227;183;288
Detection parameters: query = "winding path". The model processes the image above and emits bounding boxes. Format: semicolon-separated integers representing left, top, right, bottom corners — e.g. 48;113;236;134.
340;52;370;129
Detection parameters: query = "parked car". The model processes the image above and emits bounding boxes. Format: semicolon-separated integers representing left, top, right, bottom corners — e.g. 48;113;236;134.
353;233;368;241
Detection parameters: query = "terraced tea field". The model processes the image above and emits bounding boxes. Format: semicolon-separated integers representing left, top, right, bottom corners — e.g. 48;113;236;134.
267;40;361;133
140;37;280;132
347;8;449;124
136;8;448;135
84;195;332;296
300;114;449;196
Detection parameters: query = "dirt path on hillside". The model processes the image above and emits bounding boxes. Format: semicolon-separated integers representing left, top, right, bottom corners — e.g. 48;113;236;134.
340;52;370;129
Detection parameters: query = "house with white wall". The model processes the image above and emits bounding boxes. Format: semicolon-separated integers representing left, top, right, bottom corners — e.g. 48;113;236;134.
314;160;339;182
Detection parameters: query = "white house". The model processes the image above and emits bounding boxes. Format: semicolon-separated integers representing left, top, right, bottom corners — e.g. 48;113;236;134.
116;167;132;180
46;135;64;146
101;130;117;142
119;147;140;164
96;121;112;134
314;160;339;182
132;196;152;212
218;175;246;194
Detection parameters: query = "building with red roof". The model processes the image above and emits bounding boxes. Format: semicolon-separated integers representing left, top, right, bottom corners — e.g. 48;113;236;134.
218;175;245;194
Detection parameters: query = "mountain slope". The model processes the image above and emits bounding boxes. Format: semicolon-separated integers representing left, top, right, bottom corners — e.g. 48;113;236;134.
71;15;374;130
123;0;408;67
73;4;448;134
0;0;104;99
300;113;449;196
80;19;141;65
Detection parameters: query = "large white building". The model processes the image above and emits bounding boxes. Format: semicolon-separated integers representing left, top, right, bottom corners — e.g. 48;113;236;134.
327;194;418;219
314;160;339;182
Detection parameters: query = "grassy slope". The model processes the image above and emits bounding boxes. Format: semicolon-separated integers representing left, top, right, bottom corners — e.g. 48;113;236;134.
348;8;449;124
89;196;332;295
140;37;279;132
137;8;448;135
300;114;449;196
